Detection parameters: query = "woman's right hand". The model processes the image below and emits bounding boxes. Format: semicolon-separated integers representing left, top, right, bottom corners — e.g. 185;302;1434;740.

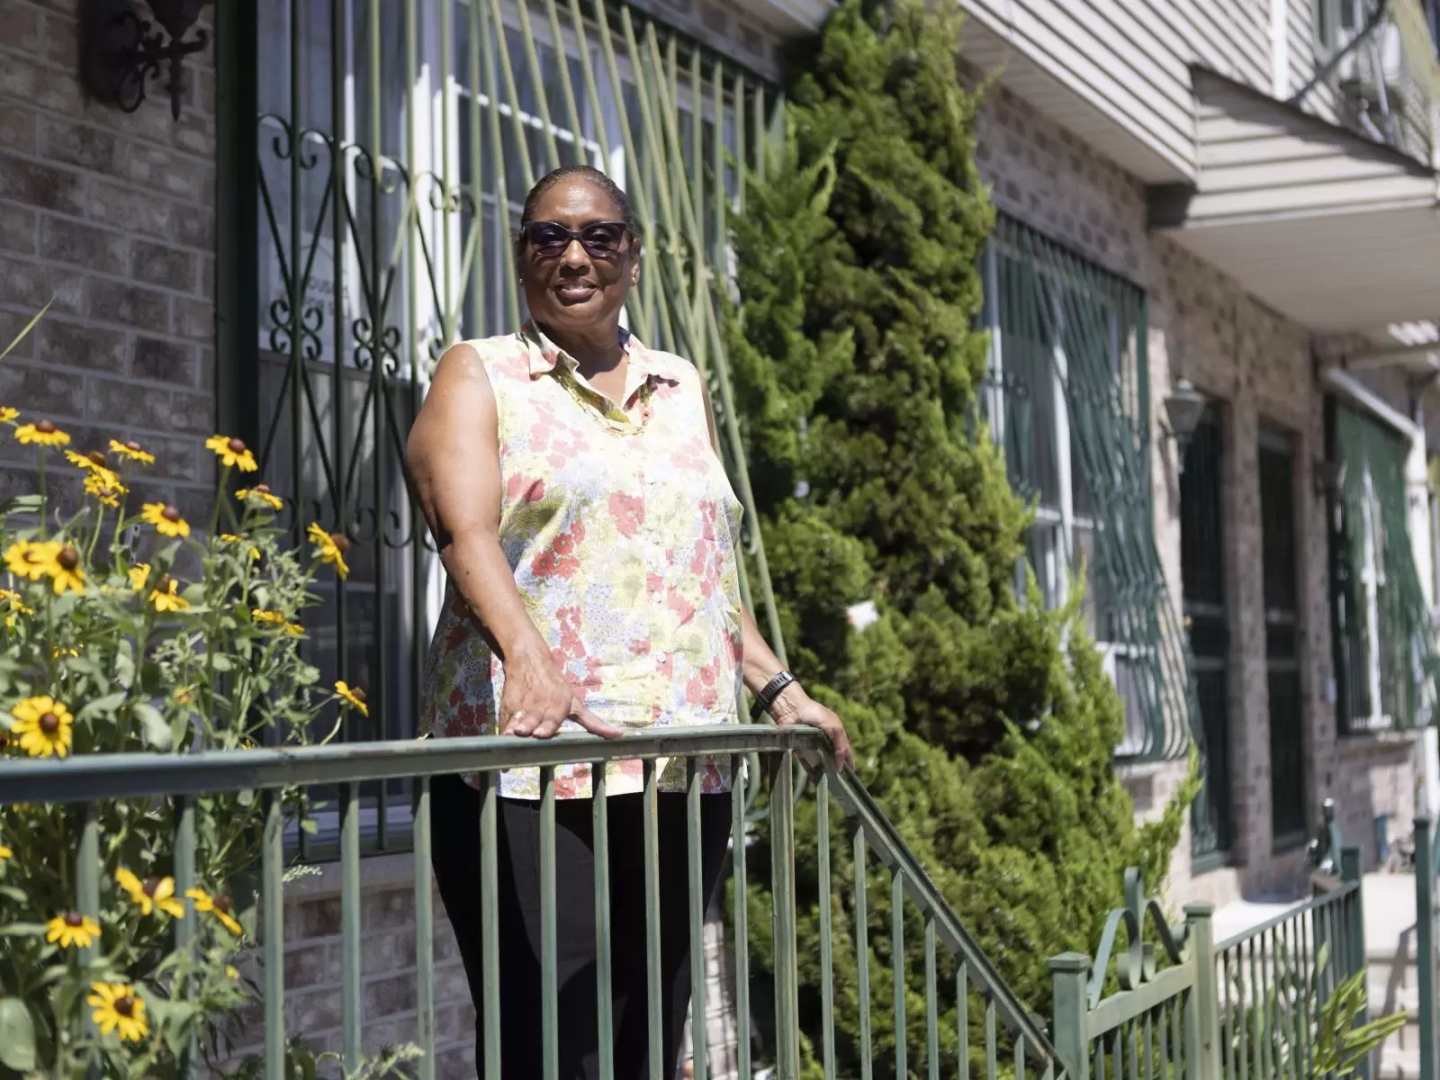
499;649;623;740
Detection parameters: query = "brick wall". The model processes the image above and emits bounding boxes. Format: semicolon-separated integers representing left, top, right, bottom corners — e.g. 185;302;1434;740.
976;82;1417;905
0;0;217;521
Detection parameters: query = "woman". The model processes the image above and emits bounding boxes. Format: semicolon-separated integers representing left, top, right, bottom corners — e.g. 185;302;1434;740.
408;165;852;1080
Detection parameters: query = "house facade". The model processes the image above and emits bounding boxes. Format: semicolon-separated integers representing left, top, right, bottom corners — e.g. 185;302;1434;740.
3;0;1440;1072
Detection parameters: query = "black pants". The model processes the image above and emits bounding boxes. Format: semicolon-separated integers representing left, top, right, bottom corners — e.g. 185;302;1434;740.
431;773;731;1080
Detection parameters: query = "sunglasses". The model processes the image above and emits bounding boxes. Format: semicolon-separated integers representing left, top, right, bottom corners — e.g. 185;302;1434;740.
520;220;631;259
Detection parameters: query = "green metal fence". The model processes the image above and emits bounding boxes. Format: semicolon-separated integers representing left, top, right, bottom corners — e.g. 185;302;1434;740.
984;217;1195;763
1414;816;1440;1080
0;727;1066;1080
223;0;791;852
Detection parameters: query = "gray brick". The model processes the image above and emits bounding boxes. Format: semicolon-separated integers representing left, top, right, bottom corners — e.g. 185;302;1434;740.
0;106;37;157
87;181;173;240
363;972;417;1017
361;926;417;975
133;240;196;292
0;205;37;257
41;116;118;172
36;319;127;374
171;297;212;340
0;255;86;315
133;337;196;384
121;143;209;203
0;155;86;216
0;0;42;53
39;216;128;275
43;9;77;66
285;894;341;942
362;888;413;931
0;360;87;420
283;986;342;1034
89;279;169;327
0;53;82;113
0;310;34;360
174;207;214;250
83;379;211;436
283;941;337;989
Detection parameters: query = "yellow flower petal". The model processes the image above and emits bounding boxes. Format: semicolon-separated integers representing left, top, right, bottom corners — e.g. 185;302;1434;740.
109;438;155;464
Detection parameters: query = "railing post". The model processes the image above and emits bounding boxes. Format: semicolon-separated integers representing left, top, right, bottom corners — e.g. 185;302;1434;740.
1048;953;1090;1080
1342;843;1372;1080
1417;817;1435;1080
1185;903;1221;1080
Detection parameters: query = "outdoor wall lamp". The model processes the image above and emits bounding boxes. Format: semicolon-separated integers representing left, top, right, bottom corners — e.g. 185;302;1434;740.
80;0;212;122
1161;378;1207;473
1315;459;1347;499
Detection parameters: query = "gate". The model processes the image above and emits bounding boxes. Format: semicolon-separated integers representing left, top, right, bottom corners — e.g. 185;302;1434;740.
217;0;786;846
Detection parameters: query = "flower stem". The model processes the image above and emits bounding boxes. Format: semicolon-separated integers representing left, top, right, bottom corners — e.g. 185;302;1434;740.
36;450;47;539
209;464;228;539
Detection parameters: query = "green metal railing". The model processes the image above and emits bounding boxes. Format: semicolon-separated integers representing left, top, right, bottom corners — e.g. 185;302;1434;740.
1414;816;1440;1080
232;0;791;853
985;217;1195;763
1;727;1066;1080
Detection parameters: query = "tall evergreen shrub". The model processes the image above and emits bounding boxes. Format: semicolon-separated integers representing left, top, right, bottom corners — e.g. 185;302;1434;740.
724;1;1192;1073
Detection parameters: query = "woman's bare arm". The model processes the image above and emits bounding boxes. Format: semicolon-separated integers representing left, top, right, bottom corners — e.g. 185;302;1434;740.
407;342;619;739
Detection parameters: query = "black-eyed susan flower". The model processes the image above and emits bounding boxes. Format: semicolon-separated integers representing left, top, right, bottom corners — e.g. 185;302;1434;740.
251;608;286;626
83;472;126;509
149;576;188;613
334;681;369;717
46;544;84;595
185;887;243;936
226;964;241;980
88;982;148;1043
141;502;191;539
11;695;73;759
205;434;259;472
5;539;60;582
127;563;151;591
220;534;261;561
0;843;11;863
308;523;350;580
15;419;70;447
110;438;155;465
64;448;113;474
236;484;283;512
46;911;100;949
0;589;34;630
284;621;304;636
116;868;185;918
0;408;17;423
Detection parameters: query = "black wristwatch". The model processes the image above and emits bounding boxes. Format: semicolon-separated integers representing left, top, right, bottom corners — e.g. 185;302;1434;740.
750;669;797;720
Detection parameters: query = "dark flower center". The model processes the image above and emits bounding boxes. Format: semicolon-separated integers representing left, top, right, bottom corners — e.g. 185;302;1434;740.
35;420;55;434
115;995;135;1017
57;546;78;571
39;712;59;734
253;483;272;494
65;911;83;927
161;506;181;522
125;440;142;452
157;575;173;591
227;437;247;453
214;894;232;914
87;450;107;467
142;877;160;897
350;687;366;703
330;533;350;555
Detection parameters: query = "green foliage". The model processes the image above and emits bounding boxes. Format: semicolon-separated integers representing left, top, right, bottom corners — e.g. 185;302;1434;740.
724;0;1193;1072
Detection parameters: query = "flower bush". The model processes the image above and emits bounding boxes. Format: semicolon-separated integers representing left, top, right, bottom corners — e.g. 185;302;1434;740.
0;307;370;1078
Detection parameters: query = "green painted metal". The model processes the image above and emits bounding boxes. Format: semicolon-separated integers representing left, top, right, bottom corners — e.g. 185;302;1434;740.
892;870;907;1079
771;750;800;1079
925;918;939;1080
686;758;708;1080
730;754;751;1080
1417;816;1436;1080
593;761;615;1080
1051;953;1092;1080
958;965;970;1077
1342;845;1372;1080
174;794;198;1075
988;215;1196;763
540;766;559;1080
816;772;836;1080
479;772;502;1080
854;828;873;1080
643;759;662;1080
340;782;363;1070
262;790;285;1080
413;777;436;1080
75;801;100;990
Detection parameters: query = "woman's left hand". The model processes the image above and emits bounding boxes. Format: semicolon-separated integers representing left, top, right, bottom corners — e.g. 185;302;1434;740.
768;683;854;773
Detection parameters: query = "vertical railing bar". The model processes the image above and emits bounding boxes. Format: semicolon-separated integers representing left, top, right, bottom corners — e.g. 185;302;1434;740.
1418;817;1436;1080
288;0;304;567
465;0;486;339
487;0;538;193
341;781;363;1070
541;764;559;1080
957;964;970;1079
985;996;998;1080
1298;911;1313;1078
262;790;285;1080
1017;1033;1026;1080
594;760;615;1080
1260;929;1274;1080
730;754;751;1080
329;0;350;773
644;757;663;1080
855;829;873;1080
925;918;939;1080
892;870;907;1080
478;0;520;331
817;772;836;1080
1248;939;1261;1080
687;756;709;1080
1172;993;1183;1080
1128;1016;1139;1080
1158;1001;1169;1080
541;0;585;167
76;800;100;1060
1142;1007;1153;1080
480;771;502;1080
710;56;725;281
414;776;435;1080
174;793;197;1075
732;71;745;216
772;749;800;1079
513;0;562;169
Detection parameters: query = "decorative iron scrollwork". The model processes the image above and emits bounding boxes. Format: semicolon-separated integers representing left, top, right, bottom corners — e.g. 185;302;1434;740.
1086;867;1191;1008
80;0;211;122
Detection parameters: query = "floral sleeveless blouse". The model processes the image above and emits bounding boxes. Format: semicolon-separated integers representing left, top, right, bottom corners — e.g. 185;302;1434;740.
420;324;744;799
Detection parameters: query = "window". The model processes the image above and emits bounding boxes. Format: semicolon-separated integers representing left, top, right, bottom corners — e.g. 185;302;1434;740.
984;217;1187;761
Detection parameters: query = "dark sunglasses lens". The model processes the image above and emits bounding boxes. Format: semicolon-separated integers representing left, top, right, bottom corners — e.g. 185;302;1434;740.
580;223;627;253
527;223;571;254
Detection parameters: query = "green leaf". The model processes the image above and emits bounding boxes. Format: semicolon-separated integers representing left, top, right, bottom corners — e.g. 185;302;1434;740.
0;923;46;938
0;997;36;1072
237;789;255;807
0;298;52;361
133;701;173;750
115;638;136;688
211;653;235;672
0;495;43;519
77;690;129;723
